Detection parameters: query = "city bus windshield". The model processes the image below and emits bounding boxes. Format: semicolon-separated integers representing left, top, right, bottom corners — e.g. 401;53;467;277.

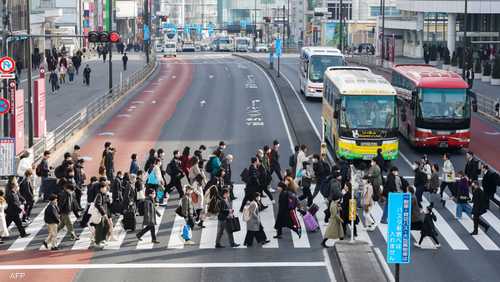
308;55;344;83
418;88;468;120
340;95;397;129
236;39;248;45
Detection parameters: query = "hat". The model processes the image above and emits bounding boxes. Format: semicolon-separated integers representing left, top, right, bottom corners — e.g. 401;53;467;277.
219;141;226;146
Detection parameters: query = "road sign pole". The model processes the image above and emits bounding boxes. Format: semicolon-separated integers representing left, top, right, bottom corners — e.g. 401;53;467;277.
1;0;8;137
108;0;113;92
27;0;34;147
395;263;400;282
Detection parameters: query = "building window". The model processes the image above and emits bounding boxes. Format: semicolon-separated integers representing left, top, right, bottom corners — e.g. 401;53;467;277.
370;6;400;17
328;1;352;21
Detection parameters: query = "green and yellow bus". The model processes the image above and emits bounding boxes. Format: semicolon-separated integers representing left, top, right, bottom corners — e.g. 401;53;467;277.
322;66;399;160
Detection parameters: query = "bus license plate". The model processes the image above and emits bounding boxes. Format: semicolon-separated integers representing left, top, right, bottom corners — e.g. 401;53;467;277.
439;142;448;148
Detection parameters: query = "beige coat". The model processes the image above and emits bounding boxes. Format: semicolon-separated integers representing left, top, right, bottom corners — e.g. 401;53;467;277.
324;201;344;240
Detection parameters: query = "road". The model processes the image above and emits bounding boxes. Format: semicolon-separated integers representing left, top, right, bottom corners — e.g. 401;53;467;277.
0;54;332;282
1;53;499;282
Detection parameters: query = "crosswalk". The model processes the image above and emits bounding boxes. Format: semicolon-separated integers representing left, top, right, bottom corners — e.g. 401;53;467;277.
2;184;500;253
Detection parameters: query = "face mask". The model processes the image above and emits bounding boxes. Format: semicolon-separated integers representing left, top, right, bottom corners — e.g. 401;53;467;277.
412;164;418;170
256;197;261;202
393;171;399;176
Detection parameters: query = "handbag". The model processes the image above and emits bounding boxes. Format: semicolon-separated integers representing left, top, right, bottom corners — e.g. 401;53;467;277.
147;169;159;185
88;203;102;225
157;190;165;202
175;205;185;217
227;217;241;233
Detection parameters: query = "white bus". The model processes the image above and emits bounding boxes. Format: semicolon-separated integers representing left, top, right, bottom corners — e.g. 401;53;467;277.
164;41;177;57
299;47;346;98
235;37;251;52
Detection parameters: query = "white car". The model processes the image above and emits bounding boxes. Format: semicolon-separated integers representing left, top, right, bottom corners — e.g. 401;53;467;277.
155;43;164;53
255;43;269;53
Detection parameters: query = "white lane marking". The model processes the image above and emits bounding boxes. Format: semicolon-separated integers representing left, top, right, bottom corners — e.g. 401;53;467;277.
371;202;388;241
421;197;469;250
144;90;154;93
466;192;500;237
117;114;131;118
312;186;327;236
200;100;206;107
80;156;93;161
322;248;337;282
209;75;214;79
374;247;396;282
104;215;128;250
484;131;500;135
98;132;114;136
172;75;177;79
254;60;295;152
129;105;137;109
127;109;134;112
0;262;327;270
259;196;279;249
443;196;499;250
199;215;218;248
136;206;165;249
224;67;229;71
291;211;311;248
8;206;48;251
132;101;145;104
167;214;186;249
398;151;413;167
232;185;247;248
72;225;93;250
151;100;157;104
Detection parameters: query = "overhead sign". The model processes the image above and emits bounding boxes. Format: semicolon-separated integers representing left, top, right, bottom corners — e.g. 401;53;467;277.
0;56;15;73
387;192;412;264
275;38;282;57
0;138;16;176
0;98;10;114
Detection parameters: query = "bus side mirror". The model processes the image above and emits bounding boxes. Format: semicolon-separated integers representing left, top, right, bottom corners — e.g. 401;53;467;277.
333;98;341;119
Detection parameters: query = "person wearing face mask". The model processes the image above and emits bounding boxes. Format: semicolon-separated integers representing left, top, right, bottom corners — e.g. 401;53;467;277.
5;179;29;238
240;158;261;213
165;151;184;198
464;151;480;183
136;189;161;244
380;167;402;224
340;183;358;238
455;171;472;220
256;150;273;204
243;192;270;246
471;181;490;235
481;164;499;207
269;140;283;182
19;169;35;223
298;161;314;207
312;154;331;200
367;158;383;201
222;154;236;200
181;186;196;244
413;160;427;208
440;153;456;207
361;176;376;231
57;183;79;242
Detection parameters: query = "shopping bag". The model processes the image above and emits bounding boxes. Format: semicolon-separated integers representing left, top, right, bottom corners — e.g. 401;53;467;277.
303;212;319;232
228;217;241;232
182;224;192;241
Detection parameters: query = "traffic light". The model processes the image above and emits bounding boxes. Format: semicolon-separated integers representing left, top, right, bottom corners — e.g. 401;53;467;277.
263;17;271;23
109;31;121;43
87;31;121;43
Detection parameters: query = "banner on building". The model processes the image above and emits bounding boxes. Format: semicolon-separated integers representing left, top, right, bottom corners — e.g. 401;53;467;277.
116;1;138;18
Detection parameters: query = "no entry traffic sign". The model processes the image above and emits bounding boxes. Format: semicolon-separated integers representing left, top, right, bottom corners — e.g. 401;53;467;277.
0;97;10;114
0;56;15;74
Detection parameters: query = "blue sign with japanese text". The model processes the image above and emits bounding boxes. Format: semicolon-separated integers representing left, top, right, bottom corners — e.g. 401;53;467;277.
275;38;282;57
387;192;412;264
143;24;150;41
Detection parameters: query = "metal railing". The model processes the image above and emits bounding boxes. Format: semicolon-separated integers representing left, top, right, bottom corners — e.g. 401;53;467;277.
347;54;500;122
31;54;157;162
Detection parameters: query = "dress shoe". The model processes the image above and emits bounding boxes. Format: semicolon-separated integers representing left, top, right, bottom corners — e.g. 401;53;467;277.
231;243;240;248
484;225;490;234
260;240;270;245
152;240;160;244
273;235;282;239
20;233;31;238
136;234;143;241
470;231;478;235
215;244;225;248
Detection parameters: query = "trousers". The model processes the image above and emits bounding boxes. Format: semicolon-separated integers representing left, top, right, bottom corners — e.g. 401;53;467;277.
215;220;235;246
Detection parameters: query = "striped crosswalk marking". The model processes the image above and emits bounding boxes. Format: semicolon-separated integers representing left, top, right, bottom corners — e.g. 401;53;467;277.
257;189;279;248
72;224;93;250
167;213;186;249
199;216;218;249
104;215;128;250
291;210;310;248
421;197;469;250
232;186;248;248
136;206;165;249
371;202;388;241
467;192;500;236
311;186;327;236
443;198;500;251
8;206;48;251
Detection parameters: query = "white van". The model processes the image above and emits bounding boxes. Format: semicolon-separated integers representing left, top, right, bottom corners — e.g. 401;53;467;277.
164;42;177;57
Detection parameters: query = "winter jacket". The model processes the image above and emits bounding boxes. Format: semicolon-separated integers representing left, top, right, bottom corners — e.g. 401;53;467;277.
58;189;75;214
246;201;261;232
19;178;34;204
44;202;61;224
472;188;488;216
325;201;344;239
94;191;111;217
181;195;195;219
464;158;480;181
143;197;158;226
442;160;455;183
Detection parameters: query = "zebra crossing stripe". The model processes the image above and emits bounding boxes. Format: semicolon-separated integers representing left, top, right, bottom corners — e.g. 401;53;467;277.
443;198;500;251
257;189;279;248
72;224;93;250
136;206;165;249
167;214;186;249
291;211;310;248
371;202;388;241
199;216;218;249
421;196;469;250
312;186;327;236
232;185;247;248
104;215;128;250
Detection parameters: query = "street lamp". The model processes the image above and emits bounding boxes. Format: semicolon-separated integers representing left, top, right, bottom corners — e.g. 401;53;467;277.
380;0;386;64
462;0;468;79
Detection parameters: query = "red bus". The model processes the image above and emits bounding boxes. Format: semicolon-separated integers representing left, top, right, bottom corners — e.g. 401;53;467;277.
391;64;477;148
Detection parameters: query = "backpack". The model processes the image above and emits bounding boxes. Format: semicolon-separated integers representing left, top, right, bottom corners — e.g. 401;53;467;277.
207;197;221;214
240;168;250;184
54;165;65;179
35;162;43;177
205;157;214;173
166;161;174;176
320;178;330;198
242;204;251;222
328;177;342;201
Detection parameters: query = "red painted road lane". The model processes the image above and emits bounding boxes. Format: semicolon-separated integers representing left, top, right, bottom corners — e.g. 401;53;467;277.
0;250;93;282
0;57;193;282
81;57;193;175
470;116;500;171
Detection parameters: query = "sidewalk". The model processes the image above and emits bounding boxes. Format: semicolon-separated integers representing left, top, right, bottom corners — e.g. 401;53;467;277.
16;51;146;130
383;56;500;101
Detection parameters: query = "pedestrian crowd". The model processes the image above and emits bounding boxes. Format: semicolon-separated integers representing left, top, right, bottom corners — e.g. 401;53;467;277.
1;142;498;251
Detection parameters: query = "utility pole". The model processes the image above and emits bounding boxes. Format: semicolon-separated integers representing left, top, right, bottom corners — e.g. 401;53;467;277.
339;0;343;52
108;0;113;92
26;0;34;146
144;0;150;64
1;0;9;137
462;0;468;79
254;0;257;51
380;0;386;65
287;0;290;48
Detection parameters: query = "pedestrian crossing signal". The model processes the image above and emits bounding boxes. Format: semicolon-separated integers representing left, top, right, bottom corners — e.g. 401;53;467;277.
109;31;121;43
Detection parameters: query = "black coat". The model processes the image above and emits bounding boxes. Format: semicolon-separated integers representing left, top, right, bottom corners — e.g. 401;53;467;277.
19;178;34;204
222;160;232;184
6;191;25;215
246;165;260;192
87;182;100;203
270;149;280;170
482;170;498;196
217;198;232;221
274;190;293;229
44;203;61;224
421;212;437;237
94;191;111;216
58;189;74;214
472;188;488;216
465;158;480;181
112;177;123;203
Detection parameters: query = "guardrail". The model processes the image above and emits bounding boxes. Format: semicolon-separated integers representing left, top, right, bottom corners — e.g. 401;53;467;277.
31;54;157;163
346;54;500;123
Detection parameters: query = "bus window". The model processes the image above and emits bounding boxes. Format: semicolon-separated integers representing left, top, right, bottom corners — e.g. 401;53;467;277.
418;88;468;120
340;95;397;129
308;55;344;83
